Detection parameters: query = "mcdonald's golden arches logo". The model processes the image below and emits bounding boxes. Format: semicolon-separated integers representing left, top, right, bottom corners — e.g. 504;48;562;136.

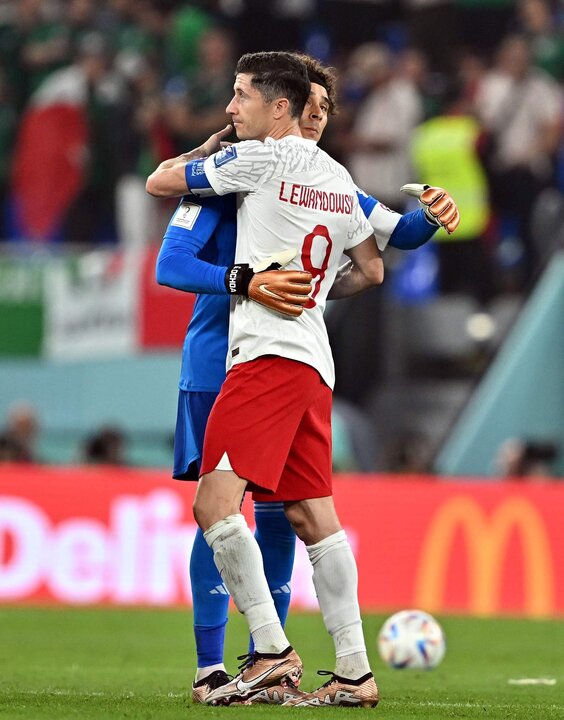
414;496;555;617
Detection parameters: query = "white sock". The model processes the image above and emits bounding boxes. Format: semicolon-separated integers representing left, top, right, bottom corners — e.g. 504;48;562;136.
307;530;370;680
251;623;291;654
335;651;371;680
204;514;289;654
196;663;226;682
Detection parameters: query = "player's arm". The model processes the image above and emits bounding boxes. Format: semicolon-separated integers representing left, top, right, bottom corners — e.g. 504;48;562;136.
329;176;461;300
356;185;459;251
157;199;312;315
327;234;384;300
356;188;434;251
156;198;228;294
146;125;232;198
328;181;384;300
159;230;312;315
156;141;311;315
148;137;273;201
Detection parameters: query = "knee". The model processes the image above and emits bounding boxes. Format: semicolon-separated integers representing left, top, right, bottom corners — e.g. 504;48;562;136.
193;488;222;531
284;503;312;544
194;500;233;533
284;500;342;546
193;471;245;530
192;496;208;530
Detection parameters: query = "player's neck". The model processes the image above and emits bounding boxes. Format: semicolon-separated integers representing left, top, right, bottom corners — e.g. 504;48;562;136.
260;119;302;142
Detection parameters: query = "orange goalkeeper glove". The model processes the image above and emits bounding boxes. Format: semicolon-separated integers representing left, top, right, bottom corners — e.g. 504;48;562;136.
225;250;312;318
401;183;460;234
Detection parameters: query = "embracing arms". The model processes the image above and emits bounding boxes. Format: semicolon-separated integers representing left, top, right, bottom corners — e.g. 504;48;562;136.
146;125;232;198
329;183;460;298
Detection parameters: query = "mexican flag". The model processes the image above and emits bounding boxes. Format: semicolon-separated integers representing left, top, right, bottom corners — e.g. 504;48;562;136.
11;67;89;241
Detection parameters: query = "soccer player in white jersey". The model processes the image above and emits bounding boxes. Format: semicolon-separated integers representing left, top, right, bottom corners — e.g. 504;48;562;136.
148;51;383;707
150;54;460;707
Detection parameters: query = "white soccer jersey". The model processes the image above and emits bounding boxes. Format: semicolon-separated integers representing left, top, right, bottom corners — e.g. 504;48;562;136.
188;135;375;388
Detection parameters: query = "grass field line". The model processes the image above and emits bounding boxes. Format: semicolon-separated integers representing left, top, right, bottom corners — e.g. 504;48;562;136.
8;690;564;712
6;689;187;699
385;700;564;711
16;664;186;674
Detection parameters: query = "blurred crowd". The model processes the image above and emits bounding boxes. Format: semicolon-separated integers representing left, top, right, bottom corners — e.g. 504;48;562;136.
0;397;560;479
0;395;378;471
1;0;563;476
0;0;563;295
0;400;128;465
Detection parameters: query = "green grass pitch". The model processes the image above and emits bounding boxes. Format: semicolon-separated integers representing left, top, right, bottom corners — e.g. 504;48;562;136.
1;606;563;719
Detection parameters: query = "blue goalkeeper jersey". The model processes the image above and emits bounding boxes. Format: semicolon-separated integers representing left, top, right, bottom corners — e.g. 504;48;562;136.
156;190;435;393
157;194;236;392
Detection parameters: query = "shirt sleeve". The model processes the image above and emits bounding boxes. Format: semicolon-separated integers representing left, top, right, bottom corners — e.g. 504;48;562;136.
356;187;401;252
355;187;378;218
346;190;376;251
156;197;229;295
185;141;276;197
355;186;436;251
389;209;437;250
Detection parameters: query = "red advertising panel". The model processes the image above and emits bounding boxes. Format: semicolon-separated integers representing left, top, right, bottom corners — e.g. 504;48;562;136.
1;466;563;616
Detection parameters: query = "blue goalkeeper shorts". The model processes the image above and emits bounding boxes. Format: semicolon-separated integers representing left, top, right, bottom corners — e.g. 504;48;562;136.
173;389;218;480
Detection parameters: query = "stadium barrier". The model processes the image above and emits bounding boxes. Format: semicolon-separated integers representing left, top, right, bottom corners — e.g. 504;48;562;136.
1;465;563;617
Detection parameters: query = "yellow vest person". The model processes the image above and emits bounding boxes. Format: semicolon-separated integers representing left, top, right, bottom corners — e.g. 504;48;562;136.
411;114;490;242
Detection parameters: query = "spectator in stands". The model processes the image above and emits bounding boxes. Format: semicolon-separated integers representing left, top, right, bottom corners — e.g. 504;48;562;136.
61;31;128;244
337;42;423;212
2;401;40;463
82;425;128;465
456;0;516;60
474;33;563;288
517;0;564;81
410;78;496;304
396;47;442;120
165;0;215;78
3;0;70;112
113;51;174;247
0;433;23;463
457;49;487;105
66;0;103;58
402;0;459;75
107;0;171;76
15;30;129;244
104;0;153;59
163;26;235;153
495;437;560;479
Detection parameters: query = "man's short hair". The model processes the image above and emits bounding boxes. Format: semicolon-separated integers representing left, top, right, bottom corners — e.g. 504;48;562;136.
293;53;338;115
235;51;310;119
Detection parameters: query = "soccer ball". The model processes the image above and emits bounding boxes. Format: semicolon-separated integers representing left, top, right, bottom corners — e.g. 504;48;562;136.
377;609;446;669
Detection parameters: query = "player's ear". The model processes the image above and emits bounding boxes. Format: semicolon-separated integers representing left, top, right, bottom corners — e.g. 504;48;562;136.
272;97;290;119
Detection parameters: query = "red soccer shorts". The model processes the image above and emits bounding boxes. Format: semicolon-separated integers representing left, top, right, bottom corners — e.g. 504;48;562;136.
200;355;333;501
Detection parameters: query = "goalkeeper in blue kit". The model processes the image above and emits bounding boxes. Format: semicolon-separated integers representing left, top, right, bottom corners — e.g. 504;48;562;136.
150;54;459;705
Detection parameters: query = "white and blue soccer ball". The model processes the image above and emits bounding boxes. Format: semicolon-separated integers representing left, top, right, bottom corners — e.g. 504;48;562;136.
377;609;446;669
